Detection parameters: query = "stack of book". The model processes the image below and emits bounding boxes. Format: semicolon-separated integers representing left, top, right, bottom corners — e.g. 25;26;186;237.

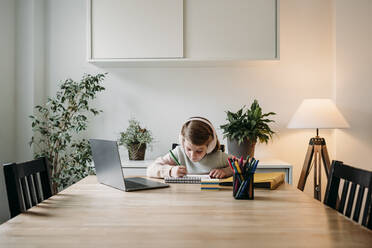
200;177;233;190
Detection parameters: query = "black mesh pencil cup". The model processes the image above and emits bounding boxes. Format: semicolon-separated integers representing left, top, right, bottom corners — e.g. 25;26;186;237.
228;156;258;200
233;172;254;200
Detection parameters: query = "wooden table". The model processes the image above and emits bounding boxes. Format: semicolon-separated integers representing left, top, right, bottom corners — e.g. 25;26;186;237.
0;176;371;248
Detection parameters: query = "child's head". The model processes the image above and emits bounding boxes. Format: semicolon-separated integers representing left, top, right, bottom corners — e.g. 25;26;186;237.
179;117;220;162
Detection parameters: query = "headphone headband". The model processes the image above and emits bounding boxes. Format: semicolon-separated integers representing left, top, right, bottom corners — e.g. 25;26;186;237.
179;117;217;154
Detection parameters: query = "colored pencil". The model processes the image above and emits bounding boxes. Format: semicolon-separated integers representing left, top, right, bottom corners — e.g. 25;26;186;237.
234;161;244;181
169;150;181;165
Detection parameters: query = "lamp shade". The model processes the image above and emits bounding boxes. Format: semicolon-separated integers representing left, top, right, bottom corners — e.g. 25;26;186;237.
287;98;350;129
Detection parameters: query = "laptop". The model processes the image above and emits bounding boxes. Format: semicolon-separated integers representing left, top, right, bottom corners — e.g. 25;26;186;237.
89;139;169;191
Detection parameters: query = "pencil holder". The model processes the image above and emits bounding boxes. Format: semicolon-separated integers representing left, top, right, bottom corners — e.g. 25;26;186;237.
233;173;254;200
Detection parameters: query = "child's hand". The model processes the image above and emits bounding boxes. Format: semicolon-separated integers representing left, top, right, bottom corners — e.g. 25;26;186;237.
209;169;229;179
170;165;187;177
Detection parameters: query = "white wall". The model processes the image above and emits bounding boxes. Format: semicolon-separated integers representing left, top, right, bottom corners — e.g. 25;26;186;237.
0;0;16;224
0;0;45;225
43;0;334;197
15;0;45;162
334;0;372;171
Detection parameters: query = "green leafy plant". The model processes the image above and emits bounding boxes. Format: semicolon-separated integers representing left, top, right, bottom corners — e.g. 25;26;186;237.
119;118;153;148
220;99;276;145
29;73;106;193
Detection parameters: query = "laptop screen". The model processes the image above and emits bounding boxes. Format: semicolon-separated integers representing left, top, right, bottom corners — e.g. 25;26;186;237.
89;139;126;191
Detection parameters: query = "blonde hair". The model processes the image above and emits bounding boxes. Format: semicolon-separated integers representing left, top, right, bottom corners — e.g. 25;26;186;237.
181;117;220;153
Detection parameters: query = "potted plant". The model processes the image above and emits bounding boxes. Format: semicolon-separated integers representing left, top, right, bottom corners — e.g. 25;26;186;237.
30;73;106;193
119;118;153;160
220;99;276;158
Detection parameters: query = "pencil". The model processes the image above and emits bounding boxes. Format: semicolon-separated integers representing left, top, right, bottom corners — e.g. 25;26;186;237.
234;161;244;181
227;158;234;171
252;160;259;173
169;150;181;165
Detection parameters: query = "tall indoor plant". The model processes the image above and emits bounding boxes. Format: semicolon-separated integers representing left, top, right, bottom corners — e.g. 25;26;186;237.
119;118;153;160
220;99;276;158
29;73;106;193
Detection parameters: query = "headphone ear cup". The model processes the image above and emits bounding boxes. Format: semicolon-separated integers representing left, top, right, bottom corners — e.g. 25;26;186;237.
206;135;217;154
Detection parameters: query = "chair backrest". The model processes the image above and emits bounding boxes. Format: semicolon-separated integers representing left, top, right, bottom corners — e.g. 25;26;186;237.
3;157;53;218
324;160;372;230
172;143;225;152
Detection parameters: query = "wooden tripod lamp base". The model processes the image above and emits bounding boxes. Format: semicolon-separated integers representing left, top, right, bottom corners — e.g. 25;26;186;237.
297;135;331;201
287;99;350;201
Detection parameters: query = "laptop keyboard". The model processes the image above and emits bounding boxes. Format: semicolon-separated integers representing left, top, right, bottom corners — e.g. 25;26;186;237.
125;180;146;188
124;177;168;190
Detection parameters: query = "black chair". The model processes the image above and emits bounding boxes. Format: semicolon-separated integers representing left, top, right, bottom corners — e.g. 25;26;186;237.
324;160;372;229
172;143;225;152
3;157;53;218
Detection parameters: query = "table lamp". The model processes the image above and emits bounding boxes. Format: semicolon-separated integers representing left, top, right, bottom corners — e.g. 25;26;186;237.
287;98;349;201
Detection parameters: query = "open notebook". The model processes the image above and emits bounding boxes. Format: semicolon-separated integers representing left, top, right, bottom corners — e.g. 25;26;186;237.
164;174;212;184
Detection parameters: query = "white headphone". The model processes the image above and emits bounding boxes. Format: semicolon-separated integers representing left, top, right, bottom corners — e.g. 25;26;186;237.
178;117;217;154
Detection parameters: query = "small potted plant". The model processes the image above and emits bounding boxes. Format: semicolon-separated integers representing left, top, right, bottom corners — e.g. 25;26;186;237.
119;118;153;160
220;99;276;158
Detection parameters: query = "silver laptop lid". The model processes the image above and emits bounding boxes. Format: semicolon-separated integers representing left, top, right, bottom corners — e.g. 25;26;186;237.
89;139;126;191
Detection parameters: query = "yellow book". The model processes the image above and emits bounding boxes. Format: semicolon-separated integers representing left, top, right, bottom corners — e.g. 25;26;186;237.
200;173;285;190
254;172;285;189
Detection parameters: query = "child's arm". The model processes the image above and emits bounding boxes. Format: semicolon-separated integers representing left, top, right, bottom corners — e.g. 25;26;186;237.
146;154;187;178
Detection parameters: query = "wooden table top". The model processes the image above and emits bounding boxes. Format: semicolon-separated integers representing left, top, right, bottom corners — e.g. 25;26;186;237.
0;176;371;248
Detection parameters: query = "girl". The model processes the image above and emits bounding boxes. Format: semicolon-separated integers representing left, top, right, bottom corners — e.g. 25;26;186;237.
146;117;233;179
